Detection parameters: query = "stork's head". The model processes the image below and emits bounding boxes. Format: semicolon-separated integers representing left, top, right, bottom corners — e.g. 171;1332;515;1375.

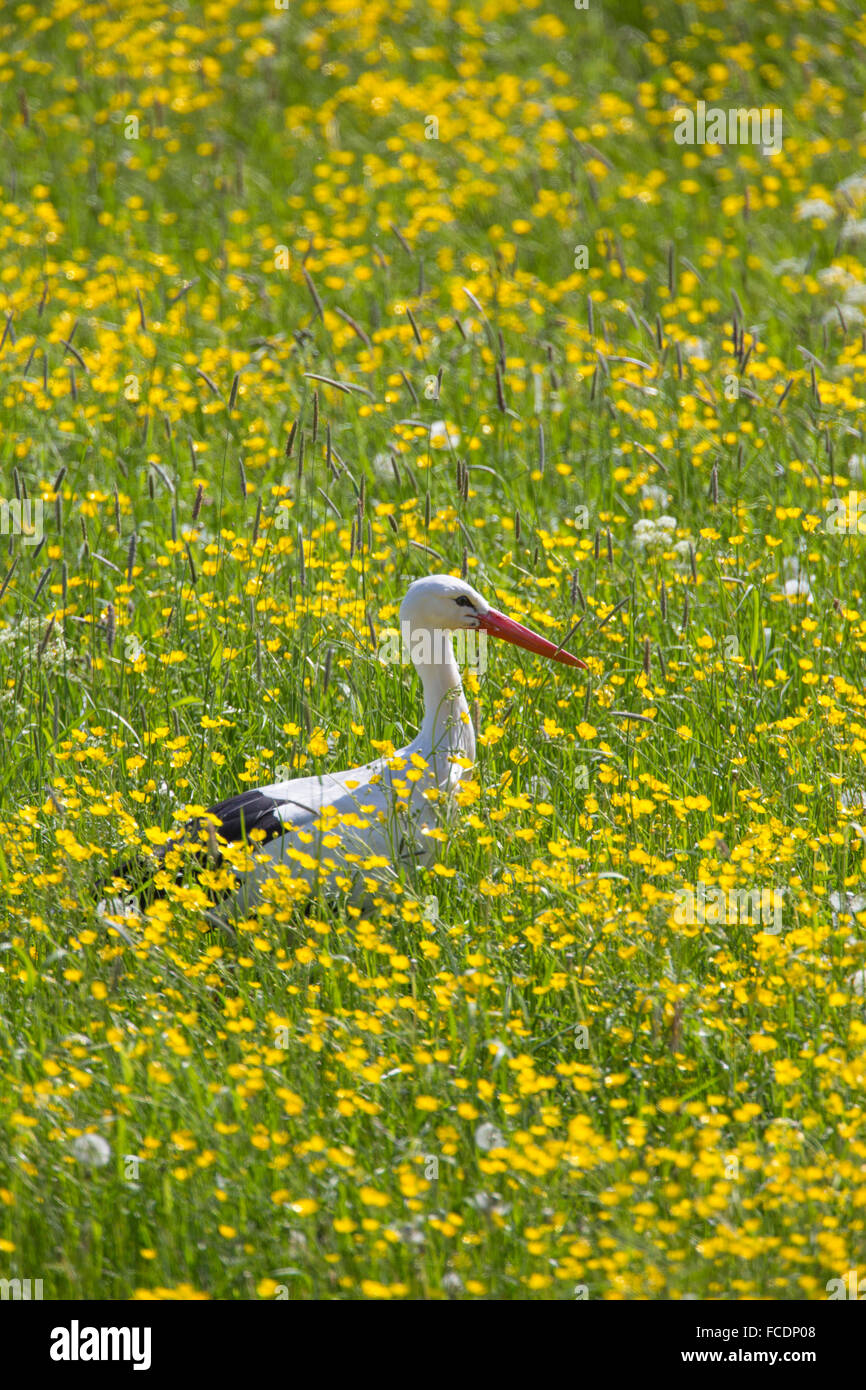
399;574;586;667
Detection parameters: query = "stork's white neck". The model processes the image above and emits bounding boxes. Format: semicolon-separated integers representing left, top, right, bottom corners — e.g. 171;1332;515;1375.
406;629;475;784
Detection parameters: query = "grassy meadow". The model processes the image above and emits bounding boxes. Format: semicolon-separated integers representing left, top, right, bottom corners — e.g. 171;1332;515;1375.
2;0;866;1300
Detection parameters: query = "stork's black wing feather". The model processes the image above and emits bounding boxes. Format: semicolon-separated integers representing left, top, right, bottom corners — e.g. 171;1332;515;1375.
104;788;291;905
200;788;288;848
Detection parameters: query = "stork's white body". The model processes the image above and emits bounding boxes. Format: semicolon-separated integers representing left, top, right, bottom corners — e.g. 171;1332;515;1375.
241;634;475;904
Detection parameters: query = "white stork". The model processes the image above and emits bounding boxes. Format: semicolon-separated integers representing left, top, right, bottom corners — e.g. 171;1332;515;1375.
109;575;585;916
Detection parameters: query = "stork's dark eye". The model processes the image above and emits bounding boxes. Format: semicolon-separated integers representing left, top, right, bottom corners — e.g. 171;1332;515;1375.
454;596;475;609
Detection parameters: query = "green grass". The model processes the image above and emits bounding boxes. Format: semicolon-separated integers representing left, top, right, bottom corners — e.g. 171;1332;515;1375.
1;0;866;1300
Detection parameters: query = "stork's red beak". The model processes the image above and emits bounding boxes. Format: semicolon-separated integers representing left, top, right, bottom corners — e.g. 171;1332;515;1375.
477;609;587;667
